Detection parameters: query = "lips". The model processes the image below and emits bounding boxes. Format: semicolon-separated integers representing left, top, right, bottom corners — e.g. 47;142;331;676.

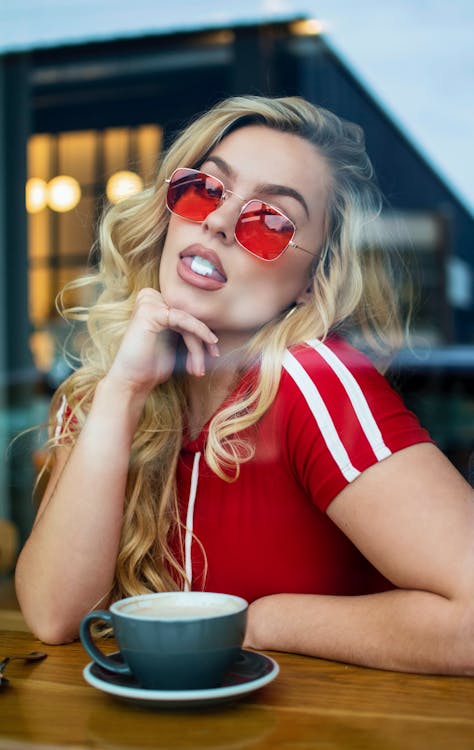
178;244;227;289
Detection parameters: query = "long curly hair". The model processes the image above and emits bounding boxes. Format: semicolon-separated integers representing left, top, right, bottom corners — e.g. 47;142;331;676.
47;95;406;603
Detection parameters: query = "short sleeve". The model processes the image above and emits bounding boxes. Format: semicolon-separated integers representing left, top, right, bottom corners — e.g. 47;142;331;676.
279;338;433;512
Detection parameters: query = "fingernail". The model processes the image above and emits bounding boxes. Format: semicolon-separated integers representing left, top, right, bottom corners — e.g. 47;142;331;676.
209;343;220;357
210;334;218;343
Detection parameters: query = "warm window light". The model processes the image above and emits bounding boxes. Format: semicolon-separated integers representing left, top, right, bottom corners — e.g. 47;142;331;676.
290;19;325;36
106;171;144;204
47;175;81;212
26;177;48;213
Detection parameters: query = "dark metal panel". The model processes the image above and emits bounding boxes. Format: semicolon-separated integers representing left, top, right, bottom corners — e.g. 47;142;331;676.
0;54;35;389
0;53;37;539
30;35;235;133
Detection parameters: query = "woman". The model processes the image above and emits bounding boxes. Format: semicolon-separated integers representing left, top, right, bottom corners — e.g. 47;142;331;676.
16;95;474;674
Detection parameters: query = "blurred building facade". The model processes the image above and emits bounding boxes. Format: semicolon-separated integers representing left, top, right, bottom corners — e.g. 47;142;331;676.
0;11;473;537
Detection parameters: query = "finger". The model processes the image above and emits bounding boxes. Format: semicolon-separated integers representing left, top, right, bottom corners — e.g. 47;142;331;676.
134;290;218;346
181;332;206;377
167;307;218;346
207;342;220;358
185;350;196;378
185;349;204;378
133;291;171;331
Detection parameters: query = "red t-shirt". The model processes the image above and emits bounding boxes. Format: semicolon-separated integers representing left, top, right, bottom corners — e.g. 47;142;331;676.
176;338;432;602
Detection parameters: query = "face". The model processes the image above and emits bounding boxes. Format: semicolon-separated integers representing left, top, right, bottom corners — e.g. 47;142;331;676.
159;124;331;349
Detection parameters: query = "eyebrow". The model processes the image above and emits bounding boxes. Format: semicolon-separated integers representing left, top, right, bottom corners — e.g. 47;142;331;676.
204;155;310;219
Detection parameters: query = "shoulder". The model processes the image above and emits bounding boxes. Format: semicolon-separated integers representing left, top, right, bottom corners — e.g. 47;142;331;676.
278;335;430;465
281;336;388;403
280;334;393;421
279;331;431;444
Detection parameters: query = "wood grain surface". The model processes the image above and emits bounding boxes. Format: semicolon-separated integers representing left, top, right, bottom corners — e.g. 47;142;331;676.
1;629;473;749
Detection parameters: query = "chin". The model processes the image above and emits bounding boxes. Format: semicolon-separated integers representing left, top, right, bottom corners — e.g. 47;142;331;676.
161;285;192;310
167;289;213;321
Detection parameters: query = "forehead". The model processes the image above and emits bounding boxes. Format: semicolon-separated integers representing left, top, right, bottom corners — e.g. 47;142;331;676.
206;125;331;201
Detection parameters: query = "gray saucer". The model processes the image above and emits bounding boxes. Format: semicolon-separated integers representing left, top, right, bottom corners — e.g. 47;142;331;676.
83;649;279;708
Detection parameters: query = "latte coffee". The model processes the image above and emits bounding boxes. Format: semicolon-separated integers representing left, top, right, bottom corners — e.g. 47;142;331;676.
118;595;242;620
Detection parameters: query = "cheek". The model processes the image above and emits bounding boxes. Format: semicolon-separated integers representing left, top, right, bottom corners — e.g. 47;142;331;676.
266;257;312;297
158;225;183;284
237;264;308;317
158;244;179;297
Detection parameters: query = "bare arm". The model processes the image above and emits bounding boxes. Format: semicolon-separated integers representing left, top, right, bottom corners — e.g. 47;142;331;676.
244;443;474;674
15;289;219;644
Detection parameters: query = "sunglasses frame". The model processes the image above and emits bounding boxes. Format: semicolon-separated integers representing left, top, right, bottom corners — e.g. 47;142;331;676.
165;167;313;262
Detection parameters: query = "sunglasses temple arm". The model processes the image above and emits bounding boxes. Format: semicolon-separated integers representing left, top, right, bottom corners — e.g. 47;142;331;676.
289;240;316;256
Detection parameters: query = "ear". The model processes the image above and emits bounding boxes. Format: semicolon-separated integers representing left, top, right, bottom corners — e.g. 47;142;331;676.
296;282;313;305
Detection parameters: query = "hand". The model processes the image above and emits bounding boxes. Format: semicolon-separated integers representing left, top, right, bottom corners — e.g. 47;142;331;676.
106;287;220;395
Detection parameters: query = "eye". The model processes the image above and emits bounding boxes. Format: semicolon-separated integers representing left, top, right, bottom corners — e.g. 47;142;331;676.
204;176;223;200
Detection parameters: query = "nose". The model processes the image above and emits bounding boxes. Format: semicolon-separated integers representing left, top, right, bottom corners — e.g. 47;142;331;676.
202;192;242;246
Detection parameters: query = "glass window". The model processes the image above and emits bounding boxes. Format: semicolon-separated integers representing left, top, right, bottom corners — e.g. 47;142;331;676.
27;124;162;380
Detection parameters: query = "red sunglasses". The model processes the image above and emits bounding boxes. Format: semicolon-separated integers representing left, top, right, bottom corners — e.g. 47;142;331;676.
165;167;313;262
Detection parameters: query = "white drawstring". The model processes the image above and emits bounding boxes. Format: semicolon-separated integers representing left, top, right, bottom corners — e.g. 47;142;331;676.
184;451;201;591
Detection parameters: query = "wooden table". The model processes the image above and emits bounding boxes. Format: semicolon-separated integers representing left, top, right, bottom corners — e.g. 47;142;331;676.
1;629;474;749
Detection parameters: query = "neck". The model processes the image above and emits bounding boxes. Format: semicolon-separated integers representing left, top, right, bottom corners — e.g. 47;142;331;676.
185;346;248;440
213;327;257;356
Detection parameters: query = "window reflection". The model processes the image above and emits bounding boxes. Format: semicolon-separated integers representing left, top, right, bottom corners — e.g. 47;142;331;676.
27;124;162;383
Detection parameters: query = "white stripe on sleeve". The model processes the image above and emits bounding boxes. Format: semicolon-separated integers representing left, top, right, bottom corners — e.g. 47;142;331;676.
282;350;360;482
307;339;392;461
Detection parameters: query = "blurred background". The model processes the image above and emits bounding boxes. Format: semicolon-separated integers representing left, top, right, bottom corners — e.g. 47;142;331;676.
0;1;473;570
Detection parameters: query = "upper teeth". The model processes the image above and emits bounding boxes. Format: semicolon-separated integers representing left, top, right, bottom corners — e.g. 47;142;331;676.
191;256;216;276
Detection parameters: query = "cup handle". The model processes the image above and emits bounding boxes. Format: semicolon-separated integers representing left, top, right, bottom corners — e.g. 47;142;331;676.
79;610;131;675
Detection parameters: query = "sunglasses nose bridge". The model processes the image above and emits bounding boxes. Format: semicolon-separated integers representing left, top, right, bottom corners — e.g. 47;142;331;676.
202;189;245;243
217;188;248;230
221;186;246;205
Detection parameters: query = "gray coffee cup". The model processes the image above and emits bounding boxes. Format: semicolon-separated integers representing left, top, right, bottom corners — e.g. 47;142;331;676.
80;591;248;690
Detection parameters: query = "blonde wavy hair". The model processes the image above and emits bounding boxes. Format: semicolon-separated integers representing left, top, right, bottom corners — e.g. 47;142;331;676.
47;95;406;603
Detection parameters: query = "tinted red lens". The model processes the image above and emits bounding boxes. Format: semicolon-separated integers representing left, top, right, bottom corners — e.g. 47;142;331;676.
167;170;296;261
235;200;295;260
166;168;223;221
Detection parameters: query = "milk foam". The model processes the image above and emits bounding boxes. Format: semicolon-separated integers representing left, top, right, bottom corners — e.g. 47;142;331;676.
120;596;243;620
